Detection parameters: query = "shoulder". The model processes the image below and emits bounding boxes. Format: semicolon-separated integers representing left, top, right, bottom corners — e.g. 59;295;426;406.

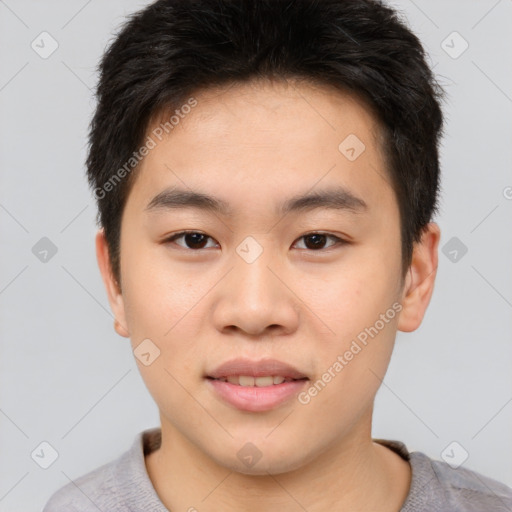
376;439;512;512
42;457;119;512
407;449;512;511
42;429;154;512
426;453;512;511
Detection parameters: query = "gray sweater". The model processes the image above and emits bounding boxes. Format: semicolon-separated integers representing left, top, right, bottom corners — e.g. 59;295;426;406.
43;428;512;511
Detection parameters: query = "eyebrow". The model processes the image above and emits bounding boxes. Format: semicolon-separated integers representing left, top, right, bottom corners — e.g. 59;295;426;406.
145;186;368;217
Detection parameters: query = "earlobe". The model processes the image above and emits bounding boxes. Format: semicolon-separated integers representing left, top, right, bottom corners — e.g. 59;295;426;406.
95;228;130;338
397;222;441;333
114;318;130;338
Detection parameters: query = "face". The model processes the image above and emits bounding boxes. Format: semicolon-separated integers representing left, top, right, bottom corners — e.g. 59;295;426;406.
97;78;439;475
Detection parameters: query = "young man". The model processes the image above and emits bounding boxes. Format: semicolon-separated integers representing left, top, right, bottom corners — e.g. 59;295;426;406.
44;0;512;510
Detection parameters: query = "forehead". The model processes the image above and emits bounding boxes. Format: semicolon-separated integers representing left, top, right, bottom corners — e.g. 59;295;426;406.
126;78;395;219
151;78;384;156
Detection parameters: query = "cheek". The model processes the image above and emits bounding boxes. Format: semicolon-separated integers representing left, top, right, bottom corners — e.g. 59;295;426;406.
298;247;401;399
121;244;195;337
121;261;207;416
300;259;399;344
121;248;210;368
300;315;397;432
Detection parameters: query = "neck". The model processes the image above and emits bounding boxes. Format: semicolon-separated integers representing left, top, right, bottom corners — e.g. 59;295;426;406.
145;409;411;512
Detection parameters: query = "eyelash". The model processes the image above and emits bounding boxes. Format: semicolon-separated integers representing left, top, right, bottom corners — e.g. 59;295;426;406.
163;230;348;252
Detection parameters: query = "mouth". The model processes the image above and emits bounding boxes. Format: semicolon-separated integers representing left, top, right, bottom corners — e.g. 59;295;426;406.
206;375;309;387
206;375;310;412
205;357;310;411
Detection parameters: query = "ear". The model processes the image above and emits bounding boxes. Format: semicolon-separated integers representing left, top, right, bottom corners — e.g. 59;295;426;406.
95;228;130;338
397;222;441;333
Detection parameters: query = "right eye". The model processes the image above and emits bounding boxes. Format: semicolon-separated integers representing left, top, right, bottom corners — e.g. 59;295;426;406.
163;230;219;250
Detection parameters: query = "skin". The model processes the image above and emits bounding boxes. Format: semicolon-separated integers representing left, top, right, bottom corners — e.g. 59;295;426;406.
96;77;440;512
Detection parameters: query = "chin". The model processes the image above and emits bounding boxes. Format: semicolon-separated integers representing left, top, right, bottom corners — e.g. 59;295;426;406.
230;456;305;476
209;441;313;476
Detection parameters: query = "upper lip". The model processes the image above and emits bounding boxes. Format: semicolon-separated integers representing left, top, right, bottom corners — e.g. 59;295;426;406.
207;358;309;380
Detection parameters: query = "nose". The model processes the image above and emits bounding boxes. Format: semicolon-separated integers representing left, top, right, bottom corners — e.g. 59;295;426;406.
212;241;300;338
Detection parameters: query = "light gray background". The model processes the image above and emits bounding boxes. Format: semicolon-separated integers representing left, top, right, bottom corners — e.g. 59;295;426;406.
1;1;511;511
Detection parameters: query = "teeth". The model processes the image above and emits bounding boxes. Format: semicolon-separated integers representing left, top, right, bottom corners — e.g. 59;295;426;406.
218;375;293;386
240;376;256;387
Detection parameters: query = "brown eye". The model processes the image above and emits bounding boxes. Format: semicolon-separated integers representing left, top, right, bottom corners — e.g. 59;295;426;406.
165;231;217;250
294;233;344;251
165;231;346;252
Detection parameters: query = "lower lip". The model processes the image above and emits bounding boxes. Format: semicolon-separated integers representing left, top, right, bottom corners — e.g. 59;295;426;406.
206;378;309;412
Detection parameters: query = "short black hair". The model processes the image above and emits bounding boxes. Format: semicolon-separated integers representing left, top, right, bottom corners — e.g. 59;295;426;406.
87;0;445;290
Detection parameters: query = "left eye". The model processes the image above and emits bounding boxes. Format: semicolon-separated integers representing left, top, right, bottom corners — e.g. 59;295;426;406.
164;231;345;251
293;232;344;250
